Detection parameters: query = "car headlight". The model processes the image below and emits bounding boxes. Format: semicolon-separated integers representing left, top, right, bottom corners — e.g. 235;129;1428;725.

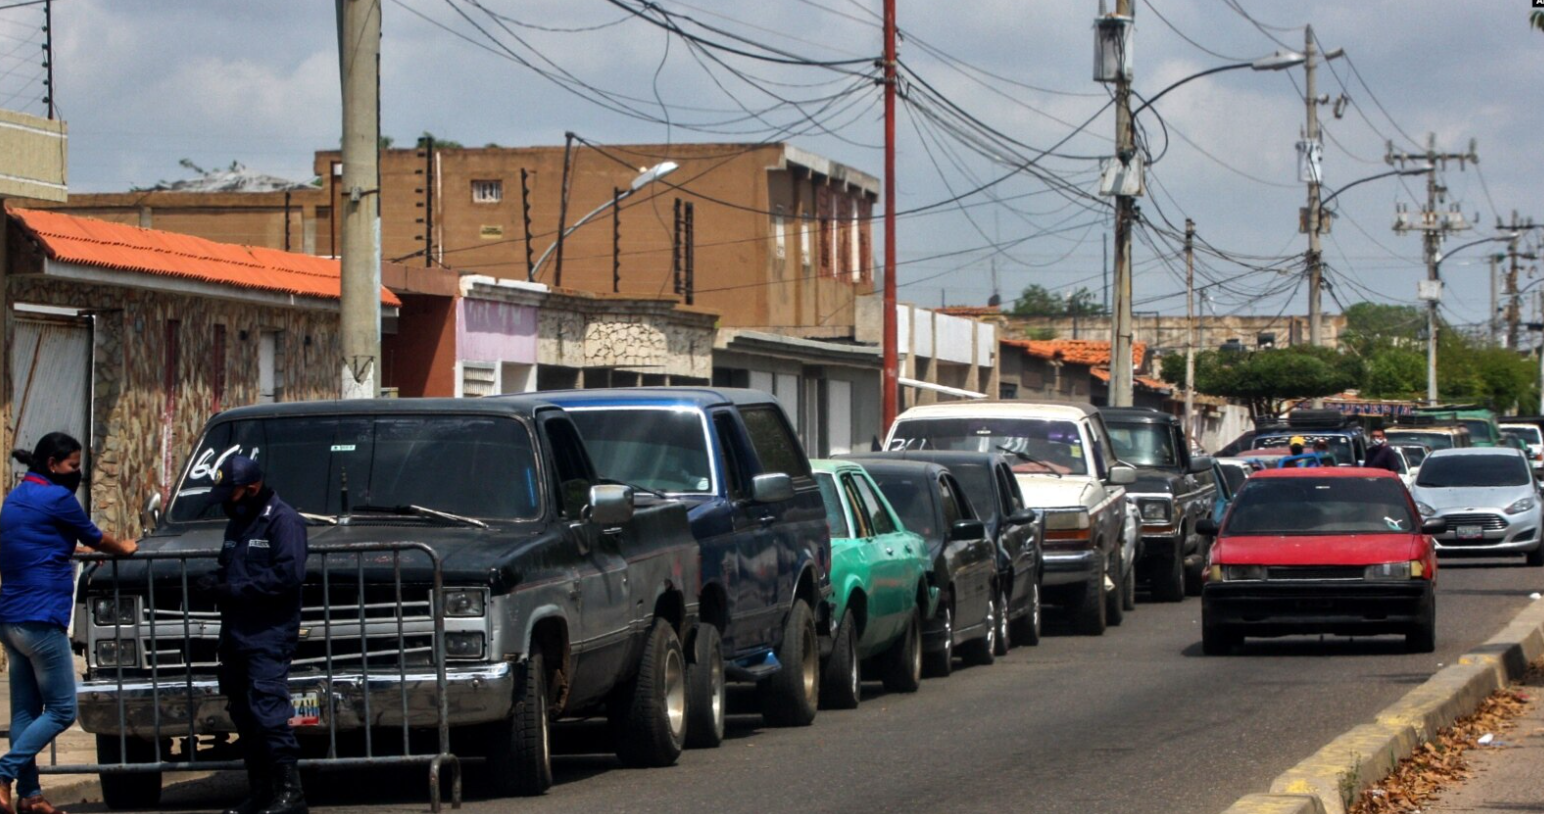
441;589;487;618
443;632;486;660
1505;498;1536;515
95;639;138;668
92;597;138;627
1364;561;1414;581
1044;510;1091;531
1137;499;1173;524
1216;564;1266;582
1415;502;1436;517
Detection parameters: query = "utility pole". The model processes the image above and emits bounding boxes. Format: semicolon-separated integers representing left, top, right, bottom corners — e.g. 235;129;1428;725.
1097;0;1137;407
1499;212;1540;349
1388;134;1477;406
337;0;381;400
880;0;899;431
1300;26;1341;348
1183;218;1196;440
1490;252;1502;346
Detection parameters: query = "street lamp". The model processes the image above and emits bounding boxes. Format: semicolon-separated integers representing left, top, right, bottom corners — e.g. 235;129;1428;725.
530;161;680;282
1130;50;1305;119
1320;166;1432;209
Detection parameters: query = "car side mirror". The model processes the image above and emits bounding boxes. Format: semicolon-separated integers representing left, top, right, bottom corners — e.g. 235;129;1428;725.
1420;517;1447;535
1008;508;1037;525
949;518;986;541
1108;463;1138;486
587;484;635;526
1188;456;1214;474
750;472;795;504
141;492;163;534
1196;518;1219;537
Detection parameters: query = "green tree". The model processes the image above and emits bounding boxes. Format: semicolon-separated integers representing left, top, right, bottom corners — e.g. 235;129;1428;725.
1011;284;1104;317
1340;302;1423;356
1164;346;1358;417
417;132;465;149
1362;348;1425;398
1065;287;1103;316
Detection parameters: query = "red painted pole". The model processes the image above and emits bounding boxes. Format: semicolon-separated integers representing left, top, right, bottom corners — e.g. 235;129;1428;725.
881;0;899;435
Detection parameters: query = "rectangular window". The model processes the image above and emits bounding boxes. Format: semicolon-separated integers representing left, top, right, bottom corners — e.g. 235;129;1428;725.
258;329;284;404
471;179;503;204
773;209;786;262
801;218;813;273
459;361;498;397
739;404;811;479
849;199;861;282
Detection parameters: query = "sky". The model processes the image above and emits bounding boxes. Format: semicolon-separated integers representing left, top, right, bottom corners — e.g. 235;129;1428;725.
13;0;1544;329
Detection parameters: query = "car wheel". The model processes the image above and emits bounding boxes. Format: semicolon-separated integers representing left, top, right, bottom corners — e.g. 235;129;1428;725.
684;622;725;749
1009;577;1042;647
1120;557;1137;612
97;735;162;810
1528;543;1544;567
488;649;552;797
1152;538;1186;603
962;586;999;666
1183;528;1205;597
1406;595;1437;654
1106;554;1125;627
922;600;954;678
879;606;923;693
758;598;820;727
1201;623;1238;656
820;609;861;710
1070;552;1108;636
614;618;687;767
992;583;1012;657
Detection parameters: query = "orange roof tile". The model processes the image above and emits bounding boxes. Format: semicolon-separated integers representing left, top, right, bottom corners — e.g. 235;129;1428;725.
10;208;401;307
1003;338;1146;369
1089;368;1172;393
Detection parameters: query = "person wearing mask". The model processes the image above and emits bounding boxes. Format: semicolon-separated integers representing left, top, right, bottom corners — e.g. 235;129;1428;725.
195;455;309;814
0;432;137;814
1363;428;1401;472
1313;439;1339;466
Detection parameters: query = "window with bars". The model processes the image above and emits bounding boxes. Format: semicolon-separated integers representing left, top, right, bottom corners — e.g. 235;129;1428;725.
471;179;503;204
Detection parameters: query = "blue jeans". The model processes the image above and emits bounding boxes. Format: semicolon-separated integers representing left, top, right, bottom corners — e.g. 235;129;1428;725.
0;622;77;798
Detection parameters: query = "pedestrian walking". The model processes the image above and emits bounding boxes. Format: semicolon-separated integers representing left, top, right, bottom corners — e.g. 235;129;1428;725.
1363;429;1401;472
0;433;137;814
194;456;309;814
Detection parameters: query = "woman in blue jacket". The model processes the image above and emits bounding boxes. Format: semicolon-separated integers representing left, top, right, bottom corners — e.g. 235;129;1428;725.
0;433;136;814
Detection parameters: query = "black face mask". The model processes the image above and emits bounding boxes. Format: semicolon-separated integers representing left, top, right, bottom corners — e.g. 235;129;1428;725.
222;487;268;520
48;470;82;494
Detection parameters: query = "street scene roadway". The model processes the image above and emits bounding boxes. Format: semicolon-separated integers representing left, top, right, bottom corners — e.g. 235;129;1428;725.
104;559;1539;814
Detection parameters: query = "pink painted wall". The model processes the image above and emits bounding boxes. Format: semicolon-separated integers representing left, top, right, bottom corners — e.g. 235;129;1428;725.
456;297;538;363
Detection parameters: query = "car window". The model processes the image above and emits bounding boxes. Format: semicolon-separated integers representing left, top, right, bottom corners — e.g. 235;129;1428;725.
740;405;811;478
938;475;962;526
842;476;874;538
712;411;751;499
945;463;997;520
568;407;714;494
850;474;897;535
868;470;936;539
544;416;594;520
939;474;976;524
1193;466;1215;490
1219;464;1248;494
1107;422;1178;467
1253;433;1354;464
1224;476;1415;536
1087;417;1113;479
997;464;1024;513
891;417;1089;477
814;473;850;538
1387;431;1452;451
1416;454;1530;488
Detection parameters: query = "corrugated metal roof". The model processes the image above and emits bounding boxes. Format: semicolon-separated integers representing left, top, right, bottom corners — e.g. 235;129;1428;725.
10;208;400;307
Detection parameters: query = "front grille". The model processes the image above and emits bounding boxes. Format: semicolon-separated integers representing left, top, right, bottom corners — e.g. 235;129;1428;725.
1265;566;1364;581
1441;513;1507;530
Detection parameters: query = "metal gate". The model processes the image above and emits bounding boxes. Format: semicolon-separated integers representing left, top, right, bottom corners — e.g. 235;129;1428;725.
9;313;92;498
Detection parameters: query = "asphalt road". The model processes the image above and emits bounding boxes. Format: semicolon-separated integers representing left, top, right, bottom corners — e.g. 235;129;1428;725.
81;558;1544;814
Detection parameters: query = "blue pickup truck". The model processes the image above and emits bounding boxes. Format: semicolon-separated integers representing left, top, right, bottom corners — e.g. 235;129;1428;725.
546;388;834;741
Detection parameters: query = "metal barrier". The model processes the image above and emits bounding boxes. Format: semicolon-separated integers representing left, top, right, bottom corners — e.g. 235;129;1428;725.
57;542;463;812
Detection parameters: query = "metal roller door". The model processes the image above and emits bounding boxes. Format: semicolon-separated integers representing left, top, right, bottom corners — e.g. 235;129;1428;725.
10;315;92;504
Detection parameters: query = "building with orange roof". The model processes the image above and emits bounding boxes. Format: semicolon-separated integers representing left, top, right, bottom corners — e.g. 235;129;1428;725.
998;337;1171;409
1;208;399;536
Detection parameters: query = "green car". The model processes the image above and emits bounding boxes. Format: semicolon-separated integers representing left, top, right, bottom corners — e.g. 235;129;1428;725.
812;459;937;709
1413;405;1504;448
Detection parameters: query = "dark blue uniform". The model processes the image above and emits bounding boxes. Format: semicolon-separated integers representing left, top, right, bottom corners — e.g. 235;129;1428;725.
215;490;308;766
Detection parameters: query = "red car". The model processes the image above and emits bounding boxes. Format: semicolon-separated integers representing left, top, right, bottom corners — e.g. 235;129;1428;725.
1198;467;1441;655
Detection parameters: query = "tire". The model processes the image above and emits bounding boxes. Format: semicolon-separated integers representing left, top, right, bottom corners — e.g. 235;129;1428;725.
1106;555;1125;628
758;599;819;727
1009;578;1042;647
1120;557;1137;612
1151;539;1186;603
992;583;1012;656
684;622;725;749
487;650;552;797
1406;595;1437;654
1528;544;1544;567
879;606;923;693
1201;623;1238;656
820;609;861;710
922;600;954;678
1070;553;1108;636
97;735;162;810
961;586;999;666
615;618;688;767
1183;528;1206;597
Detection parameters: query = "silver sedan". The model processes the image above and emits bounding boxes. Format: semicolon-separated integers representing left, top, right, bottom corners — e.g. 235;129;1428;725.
1410;447;1544;566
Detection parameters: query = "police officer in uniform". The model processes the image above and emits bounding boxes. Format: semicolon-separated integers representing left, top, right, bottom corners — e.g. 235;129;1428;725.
197;456;309;814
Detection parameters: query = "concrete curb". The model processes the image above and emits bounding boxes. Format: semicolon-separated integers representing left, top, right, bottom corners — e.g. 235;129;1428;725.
41;770;217;808
1219;598;1544;814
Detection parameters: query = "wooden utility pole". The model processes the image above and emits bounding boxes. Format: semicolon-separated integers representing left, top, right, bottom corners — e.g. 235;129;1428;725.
1184;219;1196;439
337;0;381;399
1109;0;1136;407
881;0;899;431
1499;212;1539;349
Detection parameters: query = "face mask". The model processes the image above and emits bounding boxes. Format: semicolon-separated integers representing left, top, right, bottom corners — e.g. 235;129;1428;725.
222;487;264;520
1372;437;1386;446
49;470;82;493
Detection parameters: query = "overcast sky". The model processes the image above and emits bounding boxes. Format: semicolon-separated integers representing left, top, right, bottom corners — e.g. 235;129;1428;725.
24;0;1544;328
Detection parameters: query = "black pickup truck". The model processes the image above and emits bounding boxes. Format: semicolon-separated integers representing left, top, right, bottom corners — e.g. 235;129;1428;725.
74;398;701;804
1100;408;1215;601
547;388;833;736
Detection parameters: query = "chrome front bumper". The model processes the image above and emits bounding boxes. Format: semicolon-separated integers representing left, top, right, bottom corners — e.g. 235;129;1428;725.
78;662;516;738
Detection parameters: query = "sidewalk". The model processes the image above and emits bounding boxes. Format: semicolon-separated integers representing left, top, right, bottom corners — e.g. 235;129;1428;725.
1426;678;1544;813
0;658;111;805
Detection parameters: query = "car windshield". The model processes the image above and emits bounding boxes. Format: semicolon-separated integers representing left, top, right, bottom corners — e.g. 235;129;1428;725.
1224;477;1415;536
814;473;850;538
1397;446;1428;467
889;417;1088;476
1415;454;1531;488
1106;422;1177;468
1460;420;1496;444
1503;426;1542;445
1387;431;1453;450
867;470;937;540
567;407;714;494
169;415;541;522
1253;433;1353;464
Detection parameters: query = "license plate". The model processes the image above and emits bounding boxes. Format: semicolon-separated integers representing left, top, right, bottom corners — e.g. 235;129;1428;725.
1456;525;1484;540
289;692;322;727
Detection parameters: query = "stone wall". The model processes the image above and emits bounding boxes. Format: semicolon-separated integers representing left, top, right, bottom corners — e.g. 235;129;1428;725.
5;276;340;538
